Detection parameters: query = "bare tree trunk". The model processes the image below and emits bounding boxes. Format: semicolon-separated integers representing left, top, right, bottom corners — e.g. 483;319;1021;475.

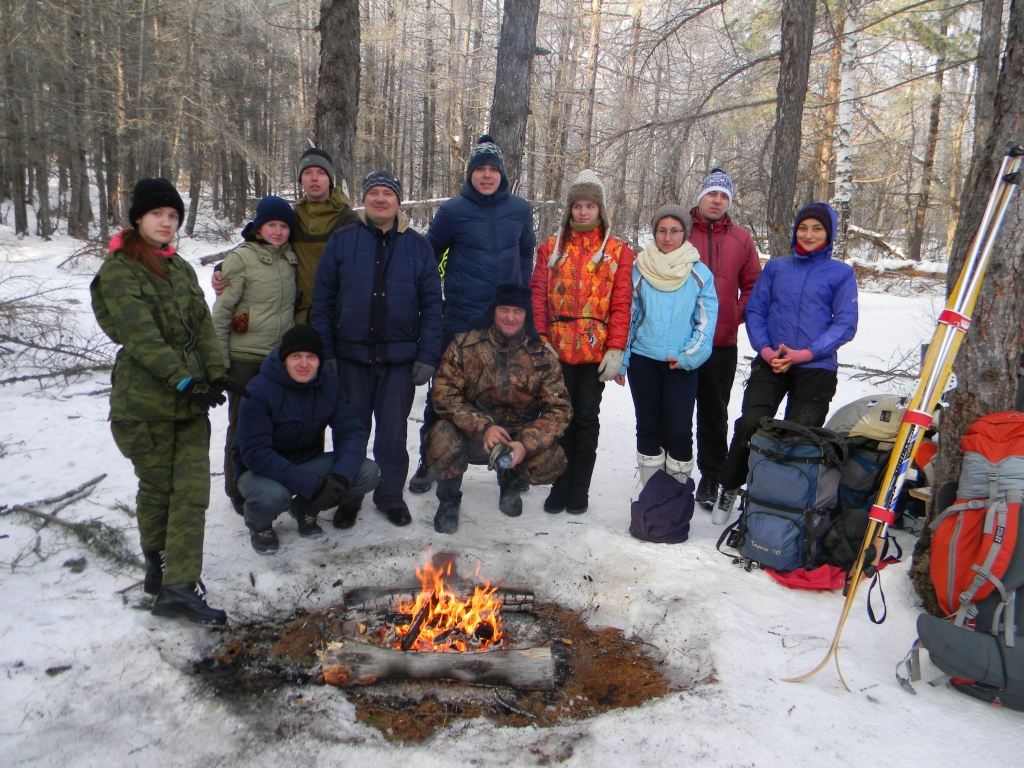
579;0;603;168
814;5;845;202
831;3;857;262
967;0;1005;194
766;0;815;256
489;0;540;187
912;0;1024;610
907;22;948;262
316;0;360;195
612;4;642;235
2;12;28;235
421;0;437;198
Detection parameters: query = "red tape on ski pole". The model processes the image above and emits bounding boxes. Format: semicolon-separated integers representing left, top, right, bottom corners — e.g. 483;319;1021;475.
938;309;971;332
901;410;933;428
870;505;897;525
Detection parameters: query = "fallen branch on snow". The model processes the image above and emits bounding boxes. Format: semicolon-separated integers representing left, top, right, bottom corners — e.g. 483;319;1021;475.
1;474;143;572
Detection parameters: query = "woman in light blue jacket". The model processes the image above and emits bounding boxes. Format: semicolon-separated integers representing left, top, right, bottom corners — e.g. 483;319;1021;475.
619;205;718;487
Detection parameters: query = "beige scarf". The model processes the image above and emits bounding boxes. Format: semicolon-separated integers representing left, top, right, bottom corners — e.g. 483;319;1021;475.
635;240;700;291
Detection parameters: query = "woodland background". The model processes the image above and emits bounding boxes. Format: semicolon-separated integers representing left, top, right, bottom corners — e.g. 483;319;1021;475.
0;0;1000;258
3;0;1024;601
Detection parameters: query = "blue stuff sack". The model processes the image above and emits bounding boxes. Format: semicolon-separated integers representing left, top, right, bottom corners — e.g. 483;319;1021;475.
630;470;695;544
725;418;847;571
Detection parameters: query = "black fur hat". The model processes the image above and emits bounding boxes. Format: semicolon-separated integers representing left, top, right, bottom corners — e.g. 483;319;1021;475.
473;283;539;342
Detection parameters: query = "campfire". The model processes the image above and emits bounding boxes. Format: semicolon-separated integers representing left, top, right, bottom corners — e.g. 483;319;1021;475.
390;559;504;652
321;553;555;690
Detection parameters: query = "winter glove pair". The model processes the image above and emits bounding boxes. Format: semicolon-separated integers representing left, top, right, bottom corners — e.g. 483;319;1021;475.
211;376;251;399
179;376;250;410
180;379;226;409
597;349;624;382
310;473;351;512
411;362;435;386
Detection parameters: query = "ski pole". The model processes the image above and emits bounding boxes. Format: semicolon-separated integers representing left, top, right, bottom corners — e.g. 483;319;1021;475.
784;145;1024;690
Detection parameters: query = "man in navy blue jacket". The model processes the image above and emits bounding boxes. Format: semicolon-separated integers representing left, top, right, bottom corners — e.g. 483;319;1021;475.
234;326;381;554
312;171;443;526
409;135;536;492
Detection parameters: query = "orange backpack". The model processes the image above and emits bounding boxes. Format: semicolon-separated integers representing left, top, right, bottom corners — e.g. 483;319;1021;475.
929;412;1024;636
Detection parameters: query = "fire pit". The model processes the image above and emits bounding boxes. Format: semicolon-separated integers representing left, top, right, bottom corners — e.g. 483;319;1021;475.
320;554;556;690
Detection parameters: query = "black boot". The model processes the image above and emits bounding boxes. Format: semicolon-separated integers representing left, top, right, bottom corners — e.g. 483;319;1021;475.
566;451;597;515
696;474;719;510
408;458;433;493
143;550;163;596
434;477;462;533
290;497;323;538
152;583;228;625
333;503;360;529
497;469;523;517
544;470;570;514
229;496;245;516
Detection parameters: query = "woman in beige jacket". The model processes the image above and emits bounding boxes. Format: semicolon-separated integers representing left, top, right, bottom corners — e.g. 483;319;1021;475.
213;196;298;512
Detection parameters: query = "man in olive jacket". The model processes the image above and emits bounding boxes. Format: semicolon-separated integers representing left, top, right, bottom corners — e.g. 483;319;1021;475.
212;148;357;324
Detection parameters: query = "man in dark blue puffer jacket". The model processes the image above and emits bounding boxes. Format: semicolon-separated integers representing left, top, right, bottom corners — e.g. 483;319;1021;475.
312;171;443;526
409;135;536;492
234;326;381;554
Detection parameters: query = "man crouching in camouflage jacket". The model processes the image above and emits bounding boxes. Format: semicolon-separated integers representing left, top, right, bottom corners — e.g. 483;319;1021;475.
426;283;572;533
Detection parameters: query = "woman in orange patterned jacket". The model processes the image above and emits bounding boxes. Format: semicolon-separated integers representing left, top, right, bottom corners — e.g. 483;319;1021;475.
530;170;634;514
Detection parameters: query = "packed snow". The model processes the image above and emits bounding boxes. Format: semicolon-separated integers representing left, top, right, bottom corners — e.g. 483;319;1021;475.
1;224;1019;767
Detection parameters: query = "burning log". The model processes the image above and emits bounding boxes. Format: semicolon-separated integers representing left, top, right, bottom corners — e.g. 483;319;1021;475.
321;642;554;690
343;585;535;613
399;592;437;651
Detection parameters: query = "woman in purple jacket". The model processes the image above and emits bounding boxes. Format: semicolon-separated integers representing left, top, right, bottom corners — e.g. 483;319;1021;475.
713;202;858;522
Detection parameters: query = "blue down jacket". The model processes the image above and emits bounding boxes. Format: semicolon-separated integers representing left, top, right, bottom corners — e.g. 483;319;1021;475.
745;204;858;372
621;261;719;372
233;349;367;499
312;211;443;366
426;172;535;340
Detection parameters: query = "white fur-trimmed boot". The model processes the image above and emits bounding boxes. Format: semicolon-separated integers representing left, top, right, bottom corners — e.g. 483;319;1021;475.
665;455;695;484
637;450;666;487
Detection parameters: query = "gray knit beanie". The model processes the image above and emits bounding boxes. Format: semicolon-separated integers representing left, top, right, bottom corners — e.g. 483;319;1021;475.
297;148;335;187
651;205;692;239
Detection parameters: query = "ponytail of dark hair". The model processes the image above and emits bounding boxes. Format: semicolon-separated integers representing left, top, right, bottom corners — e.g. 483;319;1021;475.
115;227;168;281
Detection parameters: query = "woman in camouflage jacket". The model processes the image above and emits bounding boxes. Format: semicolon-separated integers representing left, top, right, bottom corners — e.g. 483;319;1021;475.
91;178;244;625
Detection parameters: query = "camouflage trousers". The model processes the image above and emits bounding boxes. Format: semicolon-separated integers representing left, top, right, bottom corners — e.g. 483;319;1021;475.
424;419;567;485
111;417;211;585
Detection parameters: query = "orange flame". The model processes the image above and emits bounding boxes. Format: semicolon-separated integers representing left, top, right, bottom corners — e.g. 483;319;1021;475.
393;559;504;652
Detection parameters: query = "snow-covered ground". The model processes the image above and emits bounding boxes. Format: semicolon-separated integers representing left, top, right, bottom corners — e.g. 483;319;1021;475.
1;226;1019;767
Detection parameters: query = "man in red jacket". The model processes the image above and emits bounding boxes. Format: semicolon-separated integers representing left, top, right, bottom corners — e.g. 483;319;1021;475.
688;169;762;509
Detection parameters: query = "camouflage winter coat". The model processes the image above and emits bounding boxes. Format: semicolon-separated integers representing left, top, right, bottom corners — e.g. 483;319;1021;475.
91;247;226;422
431;325;572;455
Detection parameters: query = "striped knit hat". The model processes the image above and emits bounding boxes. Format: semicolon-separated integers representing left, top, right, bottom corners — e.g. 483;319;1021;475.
362;170;403;202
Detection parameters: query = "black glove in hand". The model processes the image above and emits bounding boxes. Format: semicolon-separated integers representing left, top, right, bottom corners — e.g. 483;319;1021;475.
310;473;350;511
411;361;435;386
211;376;251;399
181;380;226;409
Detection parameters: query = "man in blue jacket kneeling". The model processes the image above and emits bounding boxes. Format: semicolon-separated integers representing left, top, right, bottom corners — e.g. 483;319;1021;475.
234;325;381;554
